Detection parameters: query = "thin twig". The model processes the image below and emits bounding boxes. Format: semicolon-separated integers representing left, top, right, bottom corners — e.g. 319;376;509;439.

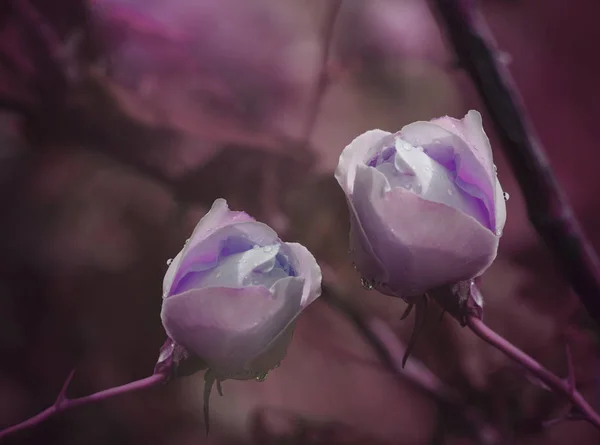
0;372;168;440
429;0;600;326
465;311;600;428
301;0;342;146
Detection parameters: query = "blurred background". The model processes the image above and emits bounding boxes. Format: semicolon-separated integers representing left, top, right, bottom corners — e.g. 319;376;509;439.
1;0;600;444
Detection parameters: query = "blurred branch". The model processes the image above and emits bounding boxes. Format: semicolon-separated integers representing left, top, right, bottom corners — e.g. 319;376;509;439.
429;0;600;327
322;280;503;445
0;371;168;440
301;0;342;146
466;285;600;429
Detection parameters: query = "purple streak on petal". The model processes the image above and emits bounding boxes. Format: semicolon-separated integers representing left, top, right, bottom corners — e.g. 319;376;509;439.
400;120;496;231
170;220;279;295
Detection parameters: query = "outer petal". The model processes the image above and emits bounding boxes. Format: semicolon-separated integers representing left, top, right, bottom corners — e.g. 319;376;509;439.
163;250;183;297
335;129;391;195
352;163;498;297
346;196;389;286
280;242;323;307
494;176;507;235
161;276;304;375
400;112;497;231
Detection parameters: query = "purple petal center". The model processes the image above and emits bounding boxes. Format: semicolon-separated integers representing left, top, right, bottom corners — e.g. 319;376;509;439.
172;235;297;295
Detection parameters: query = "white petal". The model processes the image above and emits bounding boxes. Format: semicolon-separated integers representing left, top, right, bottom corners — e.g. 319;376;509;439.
161;277;303;374
163;250;184;297
281;242;322;307
335;129;391;194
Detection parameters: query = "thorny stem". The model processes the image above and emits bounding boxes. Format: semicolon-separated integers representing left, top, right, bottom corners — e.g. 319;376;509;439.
430;0;600;326
0;371;168;440
466;315;600;429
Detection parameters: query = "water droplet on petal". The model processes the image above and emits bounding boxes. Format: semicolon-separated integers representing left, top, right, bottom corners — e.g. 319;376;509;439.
166;258;173;266
253;244;260;249
263;245;273;253
416;146;424;152
255;372;268;382
184;238;190;245
361;276;374;290
403;144;412;151
496;228;503;236
448;189;454;196
493;164;498;172
503;192;510;201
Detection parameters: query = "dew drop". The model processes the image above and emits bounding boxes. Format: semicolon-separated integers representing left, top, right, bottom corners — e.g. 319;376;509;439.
496;228;503;236
493;164;497;172
403;144;412;151
503;192;510;201
448;189;454;196
360;276;374;290
416;146;424;152
166;258;173;266
184;238;190;245
263;245;273;253
255;372;268;382
253;244;260;250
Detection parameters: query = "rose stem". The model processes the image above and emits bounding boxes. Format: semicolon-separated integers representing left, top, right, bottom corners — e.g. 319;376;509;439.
322;282;503;445
429;0;600;326
0;371;168;440
466;314;600;428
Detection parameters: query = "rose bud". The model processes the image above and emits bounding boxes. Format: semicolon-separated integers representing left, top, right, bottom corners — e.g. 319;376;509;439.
335;110;507;302
161;198;322;382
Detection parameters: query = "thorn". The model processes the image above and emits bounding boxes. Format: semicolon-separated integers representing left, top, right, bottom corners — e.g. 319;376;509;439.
55;369;76;407
402;296;428;368
216;379;223;396
203;370;215;435
400;303;414;320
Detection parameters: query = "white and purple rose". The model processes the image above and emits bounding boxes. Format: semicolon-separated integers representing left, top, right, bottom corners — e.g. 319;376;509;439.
335;110;507;301
160;199;322;381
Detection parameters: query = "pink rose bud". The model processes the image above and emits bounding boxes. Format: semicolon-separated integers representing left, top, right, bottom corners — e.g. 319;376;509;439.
335;110;507;301
161;199;322;381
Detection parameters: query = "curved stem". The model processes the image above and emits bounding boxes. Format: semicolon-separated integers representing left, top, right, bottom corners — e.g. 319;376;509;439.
466;315;600;429
0;372;168;440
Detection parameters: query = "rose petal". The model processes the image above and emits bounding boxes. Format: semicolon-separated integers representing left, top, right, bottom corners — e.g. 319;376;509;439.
280;242;322;307
351;163;498;297
335;129;391;195
373;138;489;227
494;176;507;234
165;199;257;293
169;221;279;295
161;277;304;374
174;244;287;293
400;112;497;231
163;250;183;297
